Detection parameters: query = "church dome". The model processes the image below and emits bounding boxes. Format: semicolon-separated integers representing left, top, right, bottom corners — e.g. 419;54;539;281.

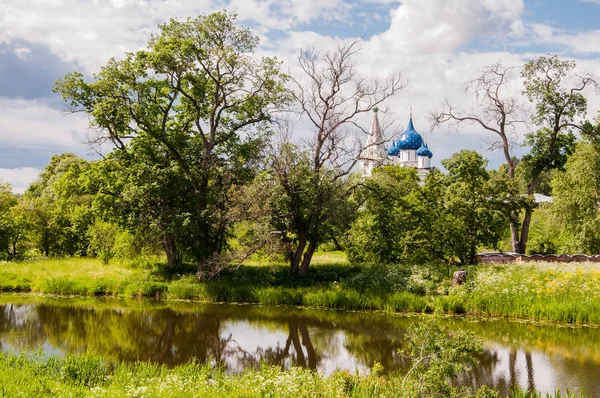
395;118;423;151
387;140;400;156
416;142;433;158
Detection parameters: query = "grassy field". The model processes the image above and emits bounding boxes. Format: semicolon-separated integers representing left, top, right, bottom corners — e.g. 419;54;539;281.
1;254;600;324
448;262;600;323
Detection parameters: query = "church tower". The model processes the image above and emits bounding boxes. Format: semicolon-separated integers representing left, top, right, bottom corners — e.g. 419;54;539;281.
360;108;434;178
386;109;434;179
359;107;387;176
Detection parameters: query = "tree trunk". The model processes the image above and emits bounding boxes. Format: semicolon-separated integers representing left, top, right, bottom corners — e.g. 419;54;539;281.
468;243;477;265
519;179;537;255
163;235;178;269
290;233;307;274
11;241;16;257
509;219;520;253
43;229;50;257
519;183;534;255
520;208;533;255
299;240;317;276
329;232;343;251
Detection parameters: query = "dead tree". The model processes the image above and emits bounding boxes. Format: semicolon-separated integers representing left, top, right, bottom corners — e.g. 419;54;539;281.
276;39;404;275
432;61;527;253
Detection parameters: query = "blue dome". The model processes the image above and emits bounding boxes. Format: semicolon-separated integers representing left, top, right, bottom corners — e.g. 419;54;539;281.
387;140;400;156
416;142;433;158
395;118;423;151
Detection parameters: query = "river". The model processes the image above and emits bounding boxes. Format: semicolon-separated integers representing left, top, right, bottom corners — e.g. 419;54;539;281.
0;295;598;396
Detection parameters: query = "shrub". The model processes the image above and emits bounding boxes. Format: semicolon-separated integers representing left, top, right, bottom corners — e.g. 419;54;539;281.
343;263;410;294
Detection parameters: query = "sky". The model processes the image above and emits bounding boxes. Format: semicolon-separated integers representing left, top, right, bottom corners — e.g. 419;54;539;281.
1;0;600;193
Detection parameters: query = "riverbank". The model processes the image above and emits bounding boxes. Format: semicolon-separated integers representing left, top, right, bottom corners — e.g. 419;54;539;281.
0;351;583;398
1;255;599;324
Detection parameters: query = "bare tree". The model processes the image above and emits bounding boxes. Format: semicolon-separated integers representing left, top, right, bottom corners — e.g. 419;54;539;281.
293;40;404;177
432;61;527;253
246;40;404;275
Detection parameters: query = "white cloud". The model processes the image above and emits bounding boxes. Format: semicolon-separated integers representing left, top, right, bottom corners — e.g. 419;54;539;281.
0;98;88;150
530;23;600;53
13;46;31;59
267;0;600;169
0;0;351;73
0;168;40;194
369;0;525;56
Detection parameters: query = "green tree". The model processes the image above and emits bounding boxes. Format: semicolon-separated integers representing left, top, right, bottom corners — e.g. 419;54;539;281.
256;41;403;275
551;142;600;253
0;183;18;257
442;150;506;264
54;12;290;272
6;200;33;257
240;142;356;274
25;154;95;257
518;55;596;253
346;166;446;265
88;220;119;264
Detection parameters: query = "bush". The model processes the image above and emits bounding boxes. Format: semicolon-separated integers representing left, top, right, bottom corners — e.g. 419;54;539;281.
343;263;410;294
406;266;444;296
124;281;168;298
168;276;206;300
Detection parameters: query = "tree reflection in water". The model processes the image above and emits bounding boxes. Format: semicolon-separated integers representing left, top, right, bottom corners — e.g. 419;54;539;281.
0;298;598;395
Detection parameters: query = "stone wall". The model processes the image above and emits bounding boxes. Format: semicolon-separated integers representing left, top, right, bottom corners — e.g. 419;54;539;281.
477;253;600;264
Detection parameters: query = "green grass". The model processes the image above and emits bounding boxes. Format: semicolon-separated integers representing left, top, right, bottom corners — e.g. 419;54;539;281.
0;351;386;398
2;255;600;325
0;352;585;398
443;262;600;324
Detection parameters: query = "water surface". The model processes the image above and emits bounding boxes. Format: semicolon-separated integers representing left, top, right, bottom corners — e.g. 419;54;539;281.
0;295;598;396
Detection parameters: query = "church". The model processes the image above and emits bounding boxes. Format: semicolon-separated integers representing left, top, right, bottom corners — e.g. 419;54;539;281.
360;107;433;179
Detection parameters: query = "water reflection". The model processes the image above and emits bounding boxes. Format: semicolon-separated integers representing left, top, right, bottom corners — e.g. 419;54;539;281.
0;297;598;396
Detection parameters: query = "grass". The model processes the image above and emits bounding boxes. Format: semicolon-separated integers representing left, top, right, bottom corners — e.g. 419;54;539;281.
443;262;600;324
1;254;600;325
0;352;586;398
0;351;389;398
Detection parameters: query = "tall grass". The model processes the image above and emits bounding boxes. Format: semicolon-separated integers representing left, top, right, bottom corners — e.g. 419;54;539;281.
444;262;600;324
0;352;587;398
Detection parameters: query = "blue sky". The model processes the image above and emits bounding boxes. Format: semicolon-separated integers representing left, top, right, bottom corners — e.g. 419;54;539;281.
0;0;599;192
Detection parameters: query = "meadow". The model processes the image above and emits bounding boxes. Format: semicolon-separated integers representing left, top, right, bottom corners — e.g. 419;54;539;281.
1;253;600;324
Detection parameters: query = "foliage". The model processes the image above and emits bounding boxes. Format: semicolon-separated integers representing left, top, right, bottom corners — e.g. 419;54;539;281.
88;220;119;264
23;153;96;257
54;12;290;270
0;349;522;398
517;55;595;254
446;262;600;323
0;182;18;258
400;319;484;397
348;152;508;266
347;166;446;265
240;143;356;276
442;150;507;264
524;209;567;255
551;142;600;253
